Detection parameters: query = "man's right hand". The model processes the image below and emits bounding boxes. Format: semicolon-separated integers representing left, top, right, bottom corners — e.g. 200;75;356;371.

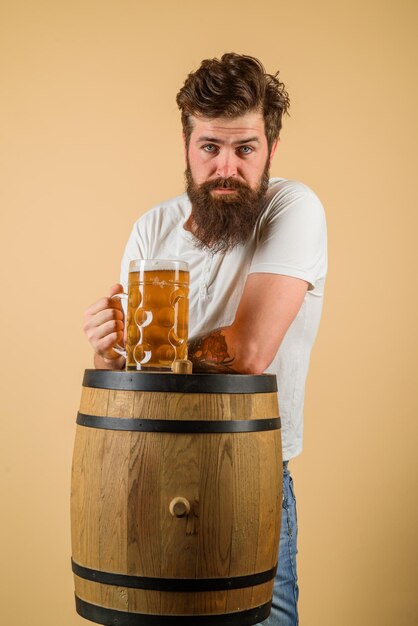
83;283;126;370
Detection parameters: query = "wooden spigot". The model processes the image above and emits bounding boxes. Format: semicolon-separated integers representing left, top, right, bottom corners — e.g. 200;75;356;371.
169;497;191;518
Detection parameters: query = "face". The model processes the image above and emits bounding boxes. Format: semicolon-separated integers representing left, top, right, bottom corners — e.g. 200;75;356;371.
184;111;278;253
187;110;274;190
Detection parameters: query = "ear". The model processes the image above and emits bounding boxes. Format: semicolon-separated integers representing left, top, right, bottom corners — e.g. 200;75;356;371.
269;138;279;161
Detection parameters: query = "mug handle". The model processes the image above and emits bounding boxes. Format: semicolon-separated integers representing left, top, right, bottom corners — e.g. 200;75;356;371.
110;293;128;357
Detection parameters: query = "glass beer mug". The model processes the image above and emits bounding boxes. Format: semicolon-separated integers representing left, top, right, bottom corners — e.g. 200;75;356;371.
114;259;189;371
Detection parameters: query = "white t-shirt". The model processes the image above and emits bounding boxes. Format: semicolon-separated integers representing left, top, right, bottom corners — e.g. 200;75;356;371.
120;177;328;461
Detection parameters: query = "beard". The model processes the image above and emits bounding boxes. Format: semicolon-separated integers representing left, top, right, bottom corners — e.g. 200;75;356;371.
185;162;270;254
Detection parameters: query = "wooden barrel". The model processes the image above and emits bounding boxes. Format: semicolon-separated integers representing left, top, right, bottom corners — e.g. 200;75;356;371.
71;370;282;626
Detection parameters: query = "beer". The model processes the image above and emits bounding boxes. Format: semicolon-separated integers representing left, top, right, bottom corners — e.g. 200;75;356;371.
125;261;189;371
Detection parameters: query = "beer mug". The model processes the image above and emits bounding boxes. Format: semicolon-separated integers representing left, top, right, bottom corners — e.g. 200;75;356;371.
114;259;189;371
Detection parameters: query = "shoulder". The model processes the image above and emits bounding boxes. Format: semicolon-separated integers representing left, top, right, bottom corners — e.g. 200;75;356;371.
266;177;324;210
251;178;328;288
121;192;191;280
258;177;326;228
127;193;191;246
135;192;191;231
124;192;191;255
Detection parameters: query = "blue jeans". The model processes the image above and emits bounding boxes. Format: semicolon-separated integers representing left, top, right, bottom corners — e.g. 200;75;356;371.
256;461;299;626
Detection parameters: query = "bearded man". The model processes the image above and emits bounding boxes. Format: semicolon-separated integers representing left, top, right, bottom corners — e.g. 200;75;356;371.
83;53;327;626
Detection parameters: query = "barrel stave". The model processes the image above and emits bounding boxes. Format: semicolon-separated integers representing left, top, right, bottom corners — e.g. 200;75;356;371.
71;373;281;623
74;576;274;615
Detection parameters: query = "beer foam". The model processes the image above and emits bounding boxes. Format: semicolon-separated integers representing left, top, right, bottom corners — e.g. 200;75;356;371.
129;259;188;272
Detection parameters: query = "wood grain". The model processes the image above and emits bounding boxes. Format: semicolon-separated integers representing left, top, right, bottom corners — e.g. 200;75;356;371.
71;380;282;619
74;576;273;615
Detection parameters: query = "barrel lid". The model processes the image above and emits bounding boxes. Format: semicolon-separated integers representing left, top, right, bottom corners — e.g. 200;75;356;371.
83;370;277;394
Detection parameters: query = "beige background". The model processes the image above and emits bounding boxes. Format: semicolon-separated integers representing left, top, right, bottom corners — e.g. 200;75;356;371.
1;0;417;624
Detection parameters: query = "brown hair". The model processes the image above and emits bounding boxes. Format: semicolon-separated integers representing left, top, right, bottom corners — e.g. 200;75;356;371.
176;53;290;150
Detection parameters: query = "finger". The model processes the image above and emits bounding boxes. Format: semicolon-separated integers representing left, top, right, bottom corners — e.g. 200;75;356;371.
84;316;124;344
97;331;125;356
85;296;123;317
95;319;124;342
94;307;124;327
83;308;124;338
109;283;124;297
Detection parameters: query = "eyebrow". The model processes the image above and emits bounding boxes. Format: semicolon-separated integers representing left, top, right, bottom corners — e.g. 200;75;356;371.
197;136;260;145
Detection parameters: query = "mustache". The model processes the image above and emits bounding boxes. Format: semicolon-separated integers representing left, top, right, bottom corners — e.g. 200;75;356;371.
199;177;250;191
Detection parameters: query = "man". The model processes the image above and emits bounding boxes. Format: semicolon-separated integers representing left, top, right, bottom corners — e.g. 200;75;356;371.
84;53;327;625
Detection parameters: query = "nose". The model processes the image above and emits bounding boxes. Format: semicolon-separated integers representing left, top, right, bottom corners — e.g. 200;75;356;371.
216;151;237;178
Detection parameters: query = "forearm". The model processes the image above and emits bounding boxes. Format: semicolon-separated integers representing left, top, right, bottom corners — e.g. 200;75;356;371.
188;327;263;375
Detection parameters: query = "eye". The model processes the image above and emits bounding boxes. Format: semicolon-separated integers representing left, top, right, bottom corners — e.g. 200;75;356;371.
203;144;218;153
238;146;253;155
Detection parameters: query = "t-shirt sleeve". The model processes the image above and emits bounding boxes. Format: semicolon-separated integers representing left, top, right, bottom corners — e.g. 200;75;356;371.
119;218;148;292
249;187;327;291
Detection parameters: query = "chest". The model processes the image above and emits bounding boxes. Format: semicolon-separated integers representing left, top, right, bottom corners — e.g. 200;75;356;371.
149;232;253;336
